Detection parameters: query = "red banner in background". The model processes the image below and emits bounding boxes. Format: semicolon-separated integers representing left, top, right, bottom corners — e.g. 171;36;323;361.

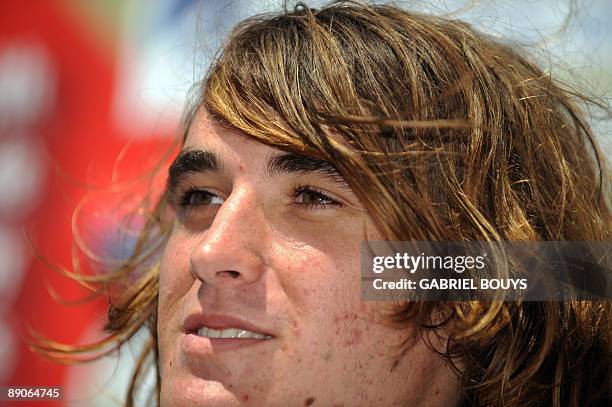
0;2;175;406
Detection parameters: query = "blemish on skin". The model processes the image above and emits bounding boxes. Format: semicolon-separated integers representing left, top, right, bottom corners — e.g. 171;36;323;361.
290;319;301;337
334;312;360;323
323;352;333;361
242;394;249;402
390;359;400;372
304;397;315;406
342;328;362;347
434;389;440;395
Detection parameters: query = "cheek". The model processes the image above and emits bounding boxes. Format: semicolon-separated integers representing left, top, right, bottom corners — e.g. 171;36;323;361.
158;234;194;321
272;243;357;313
270;212;372;312
284;240;398;354
157;238;194;341
157;235;194;376
279;243;366;337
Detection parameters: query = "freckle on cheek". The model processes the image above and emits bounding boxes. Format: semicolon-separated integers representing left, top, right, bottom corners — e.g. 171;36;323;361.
334;312;359;323
304;397;315;406
291;319;300;337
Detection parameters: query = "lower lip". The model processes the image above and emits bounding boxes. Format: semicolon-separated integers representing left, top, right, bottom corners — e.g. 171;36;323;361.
181;333;274;355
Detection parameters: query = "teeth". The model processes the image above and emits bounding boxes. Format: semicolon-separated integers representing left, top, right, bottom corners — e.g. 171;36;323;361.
197;326;272;339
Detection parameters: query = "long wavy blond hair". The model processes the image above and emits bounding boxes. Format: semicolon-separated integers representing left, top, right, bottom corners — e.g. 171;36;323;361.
33;1;610;406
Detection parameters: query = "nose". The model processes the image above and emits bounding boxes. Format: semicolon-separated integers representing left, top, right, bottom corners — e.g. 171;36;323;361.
189;186;268;287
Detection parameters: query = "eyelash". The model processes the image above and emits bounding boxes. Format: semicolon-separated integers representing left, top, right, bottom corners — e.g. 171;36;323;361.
177;188;222;208
291;186;343;209
173;185;342;211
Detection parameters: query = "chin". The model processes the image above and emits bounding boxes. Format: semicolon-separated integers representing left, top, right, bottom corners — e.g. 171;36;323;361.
160;375;254;407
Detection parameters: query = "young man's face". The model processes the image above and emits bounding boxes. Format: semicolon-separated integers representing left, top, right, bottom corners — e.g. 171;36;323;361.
157;110;460;406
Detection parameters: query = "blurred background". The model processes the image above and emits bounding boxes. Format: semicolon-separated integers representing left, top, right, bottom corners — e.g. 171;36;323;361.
0;1;610;406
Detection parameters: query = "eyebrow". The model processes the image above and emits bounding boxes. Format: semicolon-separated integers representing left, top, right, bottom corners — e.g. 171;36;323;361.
265;153;349;187
167;149;221;191
167;149;349;190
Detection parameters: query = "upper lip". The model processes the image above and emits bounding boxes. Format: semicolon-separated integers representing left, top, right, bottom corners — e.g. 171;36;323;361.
183;313;275;337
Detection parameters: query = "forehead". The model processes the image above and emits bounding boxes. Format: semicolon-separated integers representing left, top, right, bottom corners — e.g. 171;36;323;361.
182;110;277;165
184;110;246;148
174;109;348;188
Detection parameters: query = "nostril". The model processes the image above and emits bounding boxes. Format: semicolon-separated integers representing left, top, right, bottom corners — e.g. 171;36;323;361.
217;270;241;279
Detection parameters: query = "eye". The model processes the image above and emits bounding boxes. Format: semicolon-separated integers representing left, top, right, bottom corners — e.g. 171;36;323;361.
294;186;342;208
179;188;224;207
